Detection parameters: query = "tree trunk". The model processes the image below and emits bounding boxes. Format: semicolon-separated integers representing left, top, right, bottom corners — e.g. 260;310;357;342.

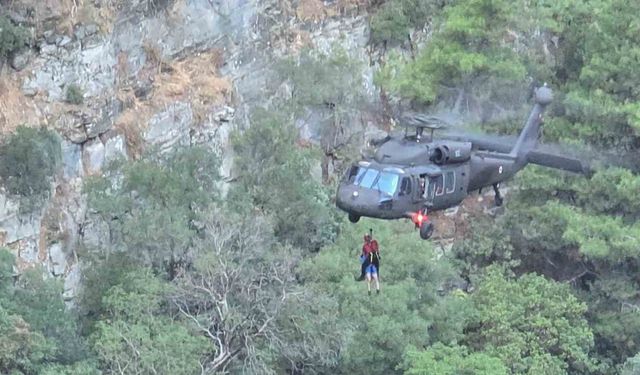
321;153;330;185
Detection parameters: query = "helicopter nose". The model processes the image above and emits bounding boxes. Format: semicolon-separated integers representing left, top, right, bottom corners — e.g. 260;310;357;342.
336;184;359;211
336;184;378;216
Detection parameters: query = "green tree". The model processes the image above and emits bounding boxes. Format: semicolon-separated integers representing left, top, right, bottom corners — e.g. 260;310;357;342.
277;46;366;183
90;269;209;375
229;109;340;252
465;269;598;374
0;249;98;374
84;146;219;272
379;0;529;104
170;210;345;374
65;84;84;105
402;343;507;375
621;353;640;375
8;270;90;365
0;126;62;210
0;307;52;374
370;0;450;46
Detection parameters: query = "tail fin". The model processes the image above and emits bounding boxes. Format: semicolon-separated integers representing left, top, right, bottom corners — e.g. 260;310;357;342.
510;84;553;166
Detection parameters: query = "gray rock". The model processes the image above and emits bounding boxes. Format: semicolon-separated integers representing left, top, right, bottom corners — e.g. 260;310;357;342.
82;139;105;175
9;49;33;71
24;37;116;102
74;26;86;41
40;44;59;56
63;263;81;302
18;239;39;263
56;113;87;144
84;99;122;138
133;79;153;99
104;135;127;163
145;102;192;153
58;36;72;47
44;30;57;44
214;106;236;122
62;141;83;180
81;215;110;250
85;24;99;37
0;192;43;245
48;243;66;276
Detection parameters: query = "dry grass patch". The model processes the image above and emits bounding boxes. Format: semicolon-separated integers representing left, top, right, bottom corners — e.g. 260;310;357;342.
0;76;44;135
296;0;326;22
113;49;231;157
151;51;231;122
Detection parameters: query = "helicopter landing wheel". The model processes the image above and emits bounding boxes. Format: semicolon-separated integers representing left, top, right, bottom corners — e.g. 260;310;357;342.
492;183;503;207
348;213;361;223
419;221;434;240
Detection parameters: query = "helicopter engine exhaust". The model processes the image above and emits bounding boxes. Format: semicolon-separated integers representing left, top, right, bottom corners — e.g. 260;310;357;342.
430;141;472;164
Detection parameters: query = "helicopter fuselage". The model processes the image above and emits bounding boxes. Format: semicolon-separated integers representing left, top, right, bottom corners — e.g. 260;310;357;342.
335;146;519;223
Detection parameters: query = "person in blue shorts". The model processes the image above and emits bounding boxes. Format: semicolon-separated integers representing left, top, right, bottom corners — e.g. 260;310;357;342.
365;253;380;295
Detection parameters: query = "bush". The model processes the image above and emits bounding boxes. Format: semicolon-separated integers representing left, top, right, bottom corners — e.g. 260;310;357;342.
66;84;84;104
0;126;62;200
0;15;27;60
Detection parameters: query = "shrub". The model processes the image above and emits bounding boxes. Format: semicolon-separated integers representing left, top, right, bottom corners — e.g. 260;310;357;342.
66;84;84;104
0;126;62;200
0;15;27;60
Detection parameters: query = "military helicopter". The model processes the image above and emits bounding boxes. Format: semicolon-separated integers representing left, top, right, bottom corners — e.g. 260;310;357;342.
335;85;590;240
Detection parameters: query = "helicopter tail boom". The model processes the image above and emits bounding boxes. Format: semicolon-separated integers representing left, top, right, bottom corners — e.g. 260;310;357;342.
527;150;591;174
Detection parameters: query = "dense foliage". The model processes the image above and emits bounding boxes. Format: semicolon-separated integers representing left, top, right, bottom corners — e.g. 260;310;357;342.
0;126;61;211
3;0;640;373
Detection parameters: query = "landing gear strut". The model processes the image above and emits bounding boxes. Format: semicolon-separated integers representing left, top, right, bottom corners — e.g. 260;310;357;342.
493;183;503;207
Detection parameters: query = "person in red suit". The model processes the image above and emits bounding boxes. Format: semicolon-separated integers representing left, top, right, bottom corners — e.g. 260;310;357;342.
355;232;380;283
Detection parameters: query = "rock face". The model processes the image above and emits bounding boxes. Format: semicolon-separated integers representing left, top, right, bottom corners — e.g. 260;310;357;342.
144;102;192;153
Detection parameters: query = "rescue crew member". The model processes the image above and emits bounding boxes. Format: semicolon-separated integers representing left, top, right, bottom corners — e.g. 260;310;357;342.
356;233;380;281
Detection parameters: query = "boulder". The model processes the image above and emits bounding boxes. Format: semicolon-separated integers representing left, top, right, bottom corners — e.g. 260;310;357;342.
9;49;33;71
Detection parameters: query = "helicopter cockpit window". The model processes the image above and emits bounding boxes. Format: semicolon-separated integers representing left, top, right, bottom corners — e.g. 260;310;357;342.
346;165;366;184
373;172;400;196
356;168;380;188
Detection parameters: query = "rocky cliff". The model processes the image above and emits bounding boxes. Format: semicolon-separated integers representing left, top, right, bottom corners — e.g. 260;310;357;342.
0;0;378;301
